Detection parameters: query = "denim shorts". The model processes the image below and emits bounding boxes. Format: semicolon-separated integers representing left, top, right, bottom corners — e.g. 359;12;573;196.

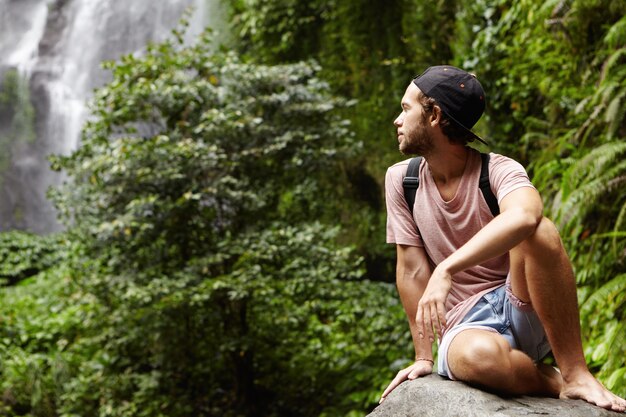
437;283;552;380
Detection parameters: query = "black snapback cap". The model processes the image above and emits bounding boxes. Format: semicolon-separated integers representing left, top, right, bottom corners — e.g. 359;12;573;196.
413;65;488;145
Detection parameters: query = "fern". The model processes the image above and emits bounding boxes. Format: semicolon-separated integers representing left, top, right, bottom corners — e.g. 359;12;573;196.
604;15;626;49
580;273;626;397
555;143;626;234
580;273;626;319
538;7;626;396
605;91;626;138
614;204;626;247
562;142;626;192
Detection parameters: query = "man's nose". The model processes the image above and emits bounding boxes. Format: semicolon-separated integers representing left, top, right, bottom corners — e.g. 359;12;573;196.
394;114;403;126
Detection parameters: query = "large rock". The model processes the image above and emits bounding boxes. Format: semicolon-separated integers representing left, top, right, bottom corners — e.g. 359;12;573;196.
368;374;624;417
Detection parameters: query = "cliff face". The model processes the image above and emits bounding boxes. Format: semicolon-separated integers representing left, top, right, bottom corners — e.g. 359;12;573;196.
368;374;624;417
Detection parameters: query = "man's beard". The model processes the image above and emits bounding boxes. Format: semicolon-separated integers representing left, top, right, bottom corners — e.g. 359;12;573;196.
399;125;433;156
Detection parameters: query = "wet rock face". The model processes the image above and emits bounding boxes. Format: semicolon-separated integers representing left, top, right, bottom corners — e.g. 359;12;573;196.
368;374;623;417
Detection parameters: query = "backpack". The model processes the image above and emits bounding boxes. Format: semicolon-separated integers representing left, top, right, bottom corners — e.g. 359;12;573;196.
402;152;500;219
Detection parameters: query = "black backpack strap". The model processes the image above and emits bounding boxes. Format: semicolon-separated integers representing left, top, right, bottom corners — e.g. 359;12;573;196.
403;153;498;220
479;153;500;217
403;157;422;215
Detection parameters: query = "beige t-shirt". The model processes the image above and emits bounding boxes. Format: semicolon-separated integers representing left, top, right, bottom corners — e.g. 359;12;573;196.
385;149;535;336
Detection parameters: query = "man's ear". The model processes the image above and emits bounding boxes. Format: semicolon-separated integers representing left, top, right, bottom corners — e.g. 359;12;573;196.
430;105;442;127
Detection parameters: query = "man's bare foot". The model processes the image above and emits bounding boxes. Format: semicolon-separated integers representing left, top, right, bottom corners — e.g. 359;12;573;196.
560;370;626;413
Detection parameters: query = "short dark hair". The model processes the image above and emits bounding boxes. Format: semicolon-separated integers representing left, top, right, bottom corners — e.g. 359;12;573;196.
417;91;477;146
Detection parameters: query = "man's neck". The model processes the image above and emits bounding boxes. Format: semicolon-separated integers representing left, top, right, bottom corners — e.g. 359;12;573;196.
425;145;470;185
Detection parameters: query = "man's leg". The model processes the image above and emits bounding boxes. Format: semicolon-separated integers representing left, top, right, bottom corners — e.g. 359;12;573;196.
508;217;626;412
447;329;561;397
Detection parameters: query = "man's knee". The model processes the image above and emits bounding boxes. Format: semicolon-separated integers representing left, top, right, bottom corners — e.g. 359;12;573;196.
519;217;564;256
448;331;510;381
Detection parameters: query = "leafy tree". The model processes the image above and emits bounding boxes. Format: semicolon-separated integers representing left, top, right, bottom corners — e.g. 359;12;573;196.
51;30;357;274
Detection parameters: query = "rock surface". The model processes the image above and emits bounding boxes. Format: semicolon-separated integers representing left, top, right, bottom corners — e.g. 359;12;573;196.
368;374;624;417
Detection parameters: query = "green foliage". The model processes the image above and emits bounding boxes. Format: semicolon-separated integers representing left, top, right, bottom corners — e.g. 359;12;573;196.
8;28;409;417
0;70;36;144
3;0;626;414
581;271;626;397
0;242;101;416
546;139;626;398
50;30;357;276
0;69;36;178
229;0;459;170
0;225;407;417
0;232;66;286
229;0;461;280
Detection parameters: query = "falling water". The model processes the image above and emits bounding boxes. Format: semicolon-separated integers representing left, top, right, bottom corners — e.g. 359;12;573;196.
0;0;226;233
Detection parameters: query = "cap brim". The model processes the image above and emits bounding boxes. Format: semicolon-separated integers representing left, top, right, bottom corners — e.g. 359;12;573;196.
440;109;489;146
469;131;489;146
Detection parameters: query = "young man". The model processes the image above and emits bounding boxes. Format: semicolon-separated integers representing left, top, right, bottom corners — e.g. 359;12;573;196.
380;65;626;412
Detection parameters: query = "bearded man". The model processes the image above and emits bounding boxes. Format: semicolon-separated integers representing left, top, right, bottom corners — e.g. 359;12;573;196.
380;65;626;412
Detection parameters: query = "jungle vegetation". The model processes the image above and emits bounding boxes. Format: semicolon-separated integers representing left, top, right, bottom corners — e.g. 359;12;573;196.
0;0;625;416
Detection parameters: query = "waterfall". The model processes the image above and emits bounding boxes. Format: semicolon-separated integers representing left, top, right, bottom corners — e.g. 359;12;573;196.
0;0;224;234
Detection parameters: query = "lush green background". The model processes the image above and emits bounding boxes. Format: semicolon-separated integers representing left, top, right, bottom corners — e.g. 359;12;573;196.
0;0;625;416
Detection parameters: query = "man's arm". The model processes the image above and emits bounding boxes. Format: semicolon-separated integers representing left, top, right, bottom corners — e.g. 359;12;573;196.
397;244;434;359
416;186;543;341
379;244;434;403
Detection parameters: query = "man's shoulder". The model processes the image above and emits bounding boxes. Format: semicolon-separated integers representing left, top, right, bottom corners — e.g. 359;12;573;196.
487;152;527;171
486;149;527;162
388;158;413;169
386;158;414;176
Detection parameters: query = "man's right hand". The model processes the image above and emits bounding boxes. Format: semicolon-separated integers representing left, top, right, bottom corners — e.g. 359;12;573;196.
416;265;452;342
379;359;433;404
